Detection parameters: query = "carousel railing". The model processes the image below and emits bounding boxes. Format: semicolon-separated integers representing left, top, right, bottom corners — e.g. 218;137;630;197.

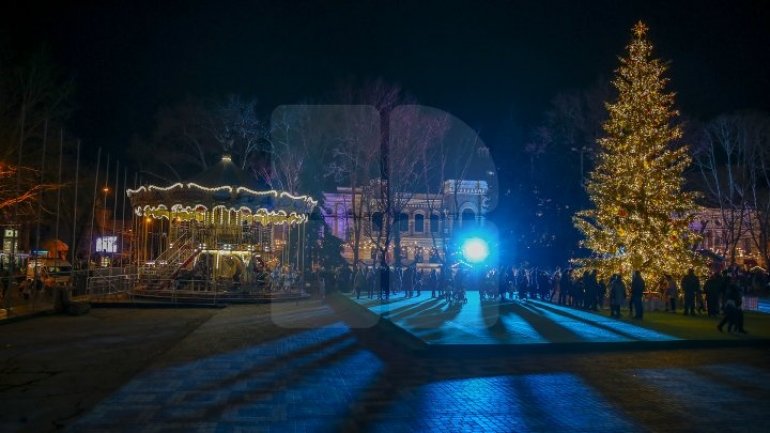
152;230;192;265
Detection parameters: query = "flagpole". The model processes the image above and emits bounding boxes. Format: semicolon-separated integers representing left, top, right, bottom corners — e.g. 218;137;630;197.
133;172;138;272
32;119;47;310
34;119;48;262
120;168;127;270
87;148;102;272
53;129;64;263
102;154;110;251
9;101;26;292
71;140;80;268
109;161;119;278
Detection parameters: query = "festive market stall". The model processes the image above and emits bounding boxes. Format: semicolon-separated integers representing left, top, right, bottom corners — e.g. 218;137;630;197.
126;155;316;298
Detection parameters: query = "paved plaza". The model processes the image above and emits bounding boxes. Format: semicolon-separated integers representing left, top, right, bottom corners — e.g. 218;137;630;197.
1;296;769;433
351;293;686;346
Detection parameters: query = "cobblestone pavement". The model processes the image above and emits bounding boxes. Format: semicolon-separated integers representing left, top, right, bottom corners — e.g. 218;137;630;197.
2;299;769;433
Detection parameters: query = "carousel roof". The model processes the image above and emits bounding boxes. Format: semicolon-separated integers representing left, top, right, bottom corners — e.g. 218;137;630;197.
127;155;316;223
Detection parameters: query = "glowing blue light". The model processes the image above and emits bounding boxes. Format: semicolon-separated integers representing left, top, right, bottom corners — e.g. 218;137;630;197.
462;237;489;263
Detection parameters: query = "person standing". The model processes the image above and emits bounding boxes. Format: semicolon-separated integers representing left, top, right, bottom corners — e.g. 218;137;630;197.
631;270;645;319
550;268;561;302
703;272;721;317
609;274;626;318
380;262;390;301
681;269;700;316
664;275;678;313
354;266;364;300
717;283;747;334
429;268;438;297
415;268;423;296
597;277;607;310
584;270;599;310
559;268;571;305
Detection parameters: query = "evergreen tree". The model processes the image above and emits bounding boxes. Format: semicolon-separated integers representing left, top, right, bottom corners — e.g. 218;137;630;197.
574;22;703;283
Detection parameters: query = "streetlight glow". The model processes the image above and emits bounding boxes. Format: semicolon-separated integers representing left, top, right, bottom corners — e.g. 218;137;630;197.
461;237;489;264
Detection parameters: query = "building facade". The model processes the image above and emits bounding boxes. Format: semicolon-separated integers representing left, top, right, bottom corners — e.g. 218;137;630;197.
323;179;490;265
691;207;766;267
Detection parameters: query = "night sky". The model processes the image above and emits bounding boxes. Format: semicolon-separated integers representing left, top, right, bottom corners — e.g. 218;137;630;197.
2;0;769;159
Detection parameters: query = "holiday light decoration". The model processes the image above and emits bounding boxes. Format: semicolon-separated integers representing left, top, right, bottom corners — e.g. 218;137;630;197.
129;182;315;225
573;21;704;283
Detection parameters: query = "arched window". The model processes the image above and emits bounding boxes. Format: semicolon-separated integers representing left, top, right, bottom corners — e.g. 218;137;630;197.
414;214;425;233
430;214;440;233
346;210;354;239
461;208;476;227
372;212;383;232
334;204;343;233
398;213;409;232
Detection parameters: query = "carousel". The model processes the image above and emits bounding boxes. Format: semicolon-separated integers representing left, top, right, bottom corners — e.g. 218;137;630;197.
126;155;317;300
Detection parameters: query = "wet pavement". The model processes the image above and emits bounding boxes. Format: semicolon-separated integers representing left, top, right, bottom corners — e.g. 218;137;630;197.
1;297;769;433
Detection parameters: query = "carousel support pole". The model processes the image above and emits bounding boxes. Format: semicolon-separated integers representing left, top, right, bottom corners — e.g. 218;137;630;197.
286;224;290;270
299;221;304;284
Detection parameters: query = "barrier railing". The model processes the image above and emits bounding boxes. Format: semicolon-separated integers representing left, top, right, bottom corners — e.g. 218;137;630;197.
86;274;137;300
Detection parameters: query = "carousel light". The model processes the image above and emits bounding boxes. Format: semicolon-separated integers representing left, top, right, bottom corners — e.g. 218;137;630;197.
186;182;233;193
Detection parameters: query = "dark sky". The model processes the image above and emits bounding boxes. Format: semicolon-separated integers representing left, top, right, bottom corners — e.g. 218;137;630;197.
3;0;769;158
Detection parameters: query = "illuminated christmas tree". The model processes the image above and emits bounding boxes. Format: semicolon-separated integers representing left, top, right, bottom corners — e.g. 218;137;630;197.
573;21;703;283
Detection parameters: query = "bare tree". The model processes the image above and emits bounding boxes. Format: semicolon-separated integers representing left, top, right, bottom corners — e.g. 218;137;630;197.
264;104;330;194
740;112;770;267
370;105;449;267
324;105;381;266
693;114;754;264
130;98;217;183
130;96;268;183
211;96;265;171
417;108;494;267
325;79;404;266
0;162;58;216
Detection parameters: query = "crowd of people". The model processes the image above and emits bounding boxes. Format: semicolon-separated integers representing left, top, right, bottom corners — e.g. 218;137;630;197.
310;261;767;334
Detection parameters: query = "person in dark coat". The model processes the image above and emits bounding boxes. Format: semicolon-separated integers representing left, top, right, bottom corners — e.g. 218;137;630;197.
681;268;700;316
717;283;747;333
609;274;626;318
380;262;390;300
597;277;607;310
559;268;572;305
580;271;592;309
516;269;528;302
703;272;720;317
631;270;645;319
354;267;365;300
429;268;438;297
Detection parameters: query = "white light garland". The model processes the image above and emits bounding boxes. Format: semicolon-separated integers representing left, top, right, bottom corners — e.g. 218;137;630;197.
187;183;233;193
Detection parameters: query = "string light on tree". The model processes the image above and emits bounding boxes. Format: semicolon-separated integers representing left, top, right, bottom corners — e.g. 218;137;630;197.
573;21;705;283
